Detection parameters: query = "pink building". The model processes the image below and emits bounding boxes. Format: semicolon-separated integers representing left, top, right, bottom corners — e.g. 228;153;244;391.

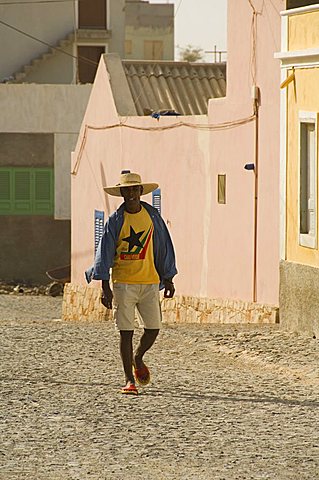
63;0;283;324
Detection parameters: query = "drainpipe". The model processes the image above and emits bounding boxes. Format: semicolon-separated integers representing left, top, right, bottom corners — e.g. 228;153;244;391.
252;85;260;303
244;86;260;303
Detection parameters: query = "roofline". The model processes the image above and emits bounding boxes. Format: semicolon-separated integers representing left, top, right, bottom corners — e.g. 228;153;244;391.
122;59;226;67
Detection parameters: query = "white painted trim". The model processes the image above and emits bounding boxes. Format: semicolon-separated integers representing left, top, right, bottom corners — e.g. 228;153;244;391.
300;233;317;248
299;111;317;122
281;4;319;16
275;48;319;68
76;42;108;48
280;14;288;260
298;111;318;250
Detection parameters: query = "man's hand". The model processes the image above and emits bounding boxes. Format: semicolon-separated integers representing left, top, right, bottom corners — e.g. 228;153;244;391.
164;279;175;298
101;280;113;309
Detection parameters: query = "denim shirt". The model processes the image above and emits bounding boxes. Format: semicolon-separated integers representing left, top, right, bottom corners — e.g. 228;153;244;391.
85;201;177;289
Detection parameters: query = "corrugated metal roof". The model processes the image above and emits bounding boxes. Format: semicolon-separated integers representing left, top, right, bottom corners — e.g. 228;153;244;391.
122;60;226;116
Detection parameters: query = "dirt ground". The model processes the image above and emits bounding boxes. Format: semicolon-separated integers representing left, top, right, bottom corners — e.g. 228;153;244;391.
0;294;318;480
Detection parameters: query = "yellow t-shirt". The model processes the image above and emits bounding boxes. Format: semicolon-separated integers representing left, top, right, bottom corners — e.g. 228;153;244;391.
112;206;160;284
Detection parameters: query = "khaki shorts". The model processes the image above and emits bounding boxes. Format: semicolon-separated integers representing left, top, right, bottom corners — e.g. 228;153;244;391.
112;283;162;331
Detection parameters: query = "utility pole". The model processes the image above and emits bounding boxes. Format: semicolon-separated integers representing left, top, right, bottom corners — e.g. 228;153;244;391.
205;45;227;63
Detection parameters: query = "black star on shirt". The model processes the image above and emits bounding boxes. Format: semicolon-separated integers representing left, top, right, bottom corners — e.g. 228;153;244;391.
122;226;145;252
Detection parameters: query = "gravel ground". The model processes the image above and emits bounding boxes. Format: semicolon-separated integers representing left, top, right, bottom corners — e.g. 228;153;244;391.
0;294;318;480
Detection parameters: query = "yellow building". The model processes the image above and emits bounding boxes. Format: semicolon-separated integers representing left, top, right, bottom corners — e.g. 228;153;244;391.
276;3;319;337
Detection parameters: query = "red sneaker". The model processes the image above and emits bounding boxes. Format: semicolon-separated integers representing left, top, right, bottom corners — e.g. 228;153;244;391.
120;383;138;395
133;363;151;386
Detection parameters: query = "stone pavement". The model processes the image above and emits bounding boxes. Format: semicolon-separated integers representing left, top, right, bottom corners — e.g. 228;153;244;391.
0;295;318;480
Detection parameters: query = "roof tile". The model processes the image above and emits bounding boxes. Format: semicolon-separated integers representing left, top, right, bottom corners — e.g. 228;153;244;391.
122;60;226;116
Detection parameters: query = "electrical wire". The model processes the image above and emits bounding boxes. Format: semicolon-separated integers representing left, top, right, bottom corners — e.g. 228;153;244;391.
175;0;184;17
71;114;256;175
0;18;98;72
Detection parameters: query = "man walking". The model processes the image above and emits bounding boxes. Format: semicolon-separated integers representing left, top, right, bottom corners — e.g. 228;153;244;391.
86;171;177;395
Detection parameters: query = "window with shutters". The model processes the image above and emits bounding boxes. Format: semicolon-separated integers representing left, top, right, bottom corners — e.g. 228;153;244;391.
152;188;161;215
144;40;163;60
0;167;54;215
299;112;317;249
94;210;105;255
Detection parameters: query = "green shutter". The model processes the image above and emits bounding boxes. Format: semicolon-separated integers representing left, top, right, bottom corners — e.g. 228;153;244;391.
0;169;12;213
13;169;32;213
33;169;54;214
0;167;54;215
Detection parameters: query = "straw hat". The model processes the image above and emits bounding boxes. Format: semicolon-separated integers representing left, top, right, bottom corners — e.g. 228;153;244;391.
103;171;159;197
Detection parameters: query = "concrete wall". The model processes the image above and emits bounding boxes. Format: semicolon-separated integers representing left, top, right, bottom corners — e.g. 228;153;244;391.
0;1;74;80
0;132;70;285
280;260;319;337
109;0;125;57
124;1;174;60
0;133;53;167
125;25;174;60
0;0;126;84
0;84;90;285
70;0;282;312
22;43;75;85
0;216;70;285
0;84;92;219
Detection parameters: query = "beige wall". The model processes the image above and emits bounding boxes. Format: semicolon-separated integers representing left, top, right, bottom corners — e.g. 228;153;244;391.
125;25;174;60
124;1;174;60
0;0;125;84
109;0;125;57
22;43;75;85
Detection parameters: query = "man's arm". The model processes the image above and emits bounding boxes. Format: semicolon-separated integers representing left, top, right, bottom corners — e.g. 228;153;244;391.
163;277;175;298
101;280;113;309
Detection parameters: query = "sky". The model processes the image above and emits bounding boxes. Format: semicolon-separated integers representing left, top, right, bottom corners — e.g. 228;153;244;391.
149;0;228;62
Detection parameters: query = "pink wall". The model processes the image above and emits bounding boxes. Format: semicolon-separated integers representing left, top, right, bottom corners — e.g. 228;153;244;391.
207;0;282;304
71;0;282;306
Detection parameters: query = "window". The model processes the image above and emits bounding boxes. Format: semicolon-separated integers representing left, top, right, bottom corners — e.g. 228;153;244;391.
94;210;105;255
299;112;317;248
144;40;163;60
78;0;107;29
0;167;54;215
287;1;319;9
217;174;226;204
125;40;132;56
152;188;161;214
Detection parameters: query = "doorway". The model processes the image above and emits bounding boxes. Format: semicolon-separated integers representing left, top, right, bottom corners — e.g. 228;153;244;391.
77;46;105;83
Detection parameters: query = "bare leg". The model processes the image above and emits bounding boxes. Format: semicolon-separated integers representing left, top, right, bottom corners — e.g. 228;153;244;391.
119;330;135;384
134;329;159;369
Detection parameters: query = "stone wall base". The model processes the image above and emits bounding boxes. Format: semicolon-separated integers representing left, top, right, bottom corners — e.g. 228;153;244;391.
280;260;319;338
162;295;278;324
62;283;112;322
62;283;279;325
